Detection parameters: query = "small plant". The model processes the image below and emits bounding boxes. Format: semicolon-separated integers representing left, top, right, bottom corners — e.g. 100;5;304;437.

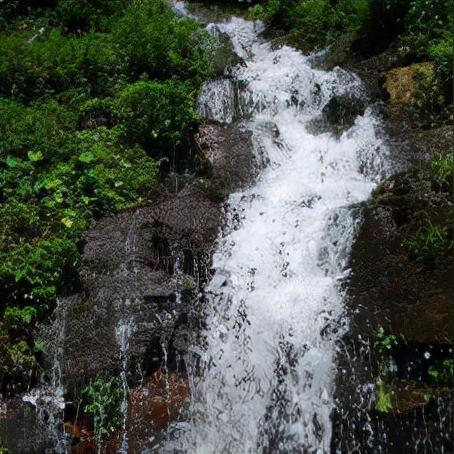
0;438;9;454
373;327;399;412
374;326;398;352
430;152;453;183
428;359;454;385
376;378;393;413
402;219;452;256
83;377;124;444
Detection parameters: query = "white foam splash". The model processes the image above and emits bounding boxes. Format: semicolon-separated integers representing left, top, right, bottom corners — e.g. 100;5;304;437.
165;13;389;454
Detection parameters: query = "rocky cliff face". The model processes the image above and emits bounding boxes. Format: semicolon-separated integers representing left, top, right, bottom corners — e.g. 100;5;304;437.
0;123;256;452
328;40;453;453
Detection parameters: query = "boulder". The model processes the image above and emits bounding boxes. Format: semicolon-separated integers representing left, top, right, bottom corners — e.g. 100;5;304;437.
307;94;366;136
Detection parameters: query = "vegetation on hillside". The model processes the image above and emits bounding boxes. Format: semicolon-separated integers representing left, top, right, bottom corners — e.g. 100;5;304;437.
250;0;453;108
0;0;216;392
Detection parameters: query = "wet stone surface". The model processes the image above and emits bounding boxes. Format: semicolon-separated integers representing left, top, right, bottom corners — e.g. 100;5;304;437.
0;122;255;452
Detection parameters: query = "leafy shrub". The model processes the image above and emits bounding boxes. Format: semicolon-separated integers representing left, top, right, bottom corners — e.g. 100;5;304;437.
402;219;453;256
55;0;130;33
405;0;451;41
4;306;38;326
428;359;454;384
430;152;454;182
83;377;124;442
428;37;453;103
113;0;215;83
0;29;117;103
352;0;411;55
117;79;197;152
410;65;447;127
251;0;369;50
0;98;160;313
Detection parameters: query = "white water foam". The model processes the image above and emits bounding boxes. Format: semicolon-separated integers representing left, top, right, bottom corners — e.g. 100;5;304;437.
164;13;389;454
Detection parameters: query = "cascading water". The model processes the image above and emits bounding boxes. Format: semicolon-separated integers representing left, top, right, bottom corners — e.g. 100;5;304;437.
165;10;389;454
22;298;69;453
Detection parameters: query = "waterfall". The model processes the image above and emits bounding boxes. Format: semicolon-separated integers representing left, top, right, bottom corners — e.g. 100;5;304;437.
164;12;389;454
22;298;69;453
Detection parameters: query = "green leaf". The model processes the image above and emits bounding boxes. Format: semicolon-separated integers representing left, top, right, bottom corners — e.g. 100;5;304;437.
428;366;439;380
34;340;46;353
43;178;63;190
61;217;74;228
28;150;44;162
6;155;18;168
79;151;95;164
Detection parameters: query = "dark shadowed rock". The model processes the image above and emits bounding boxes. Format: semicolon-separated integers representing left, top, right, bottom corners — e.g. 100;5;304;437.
0;122;255;451
332;165;454;451
307;95;365;137
195;123;257;194
61;185;221;390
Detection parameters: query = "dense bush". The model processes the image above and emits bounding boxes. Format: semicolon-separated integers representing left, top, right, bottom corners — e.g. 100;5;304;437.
0;29;117;103
55;0;130;32
352;0;411;55
428;36;453;104
0;0;215;391
250;0;369;49
113;0;216;82
254;0;452;105
117;79;197;151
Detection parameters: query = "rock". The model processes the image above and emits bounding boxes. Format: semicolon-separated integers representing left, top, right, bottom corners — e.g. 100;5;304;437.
306;94;365;136
332;164;454;452
198;79;239;124
322;95;366;128
384;62;434;106
0;397;57;453
127;371;189;452
348;167;453;343
207;24;244;77
55;183;221;391
195;123;256;193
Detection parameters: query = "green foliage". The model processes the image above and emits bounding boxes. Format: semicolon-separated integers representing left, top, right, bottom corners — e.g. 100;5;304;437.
428;36;454;103
4;306;38;325
410;65;447;127
0;437;8;454
251;0;369;50
118;79;197;151
430;152;454;182
0;322;37;390
376;378;393;413
113;0;215;83
0;0;215;391
403;219;453;256
374;327;399;352
0;29;117;103
55;0;130;33
428;359;454;384
83;377;124;442
405;0;452;41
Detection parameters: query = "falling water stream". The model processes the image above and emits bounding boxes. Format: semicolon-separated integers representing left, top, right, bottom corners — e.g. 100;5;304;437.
165;6;389;454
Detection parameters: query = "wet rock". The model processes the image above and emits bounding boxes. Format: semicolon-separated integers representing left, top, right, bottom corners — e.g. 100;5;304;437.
348;167;454;343
384;62;434;107
333;164;454;452
207;24;244;76
127;371;189;452
307;95;365;136
195;123;257;194
0;397;56;453
198;79;239;124
58;183;222;390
